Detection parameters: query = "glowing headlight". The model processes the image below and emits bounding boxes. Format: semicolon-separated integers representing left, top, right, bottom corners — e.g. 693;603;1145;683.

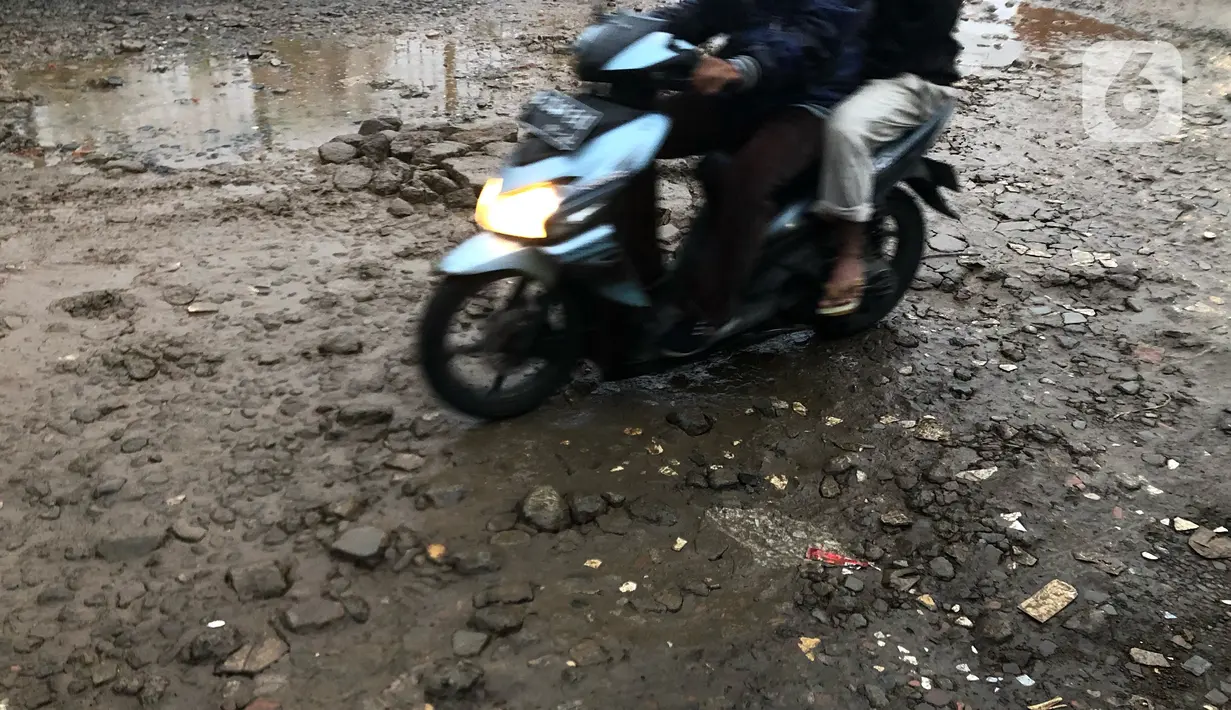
474;179;562;239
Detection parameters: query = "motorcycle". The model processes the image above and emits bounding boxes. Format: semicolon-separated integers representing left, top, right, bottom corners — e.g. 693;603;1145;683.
417;11;960;420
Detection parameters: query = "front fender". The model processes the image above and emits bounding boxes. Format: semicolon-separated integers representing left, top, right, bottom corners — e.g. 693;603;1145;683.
437;232;560;286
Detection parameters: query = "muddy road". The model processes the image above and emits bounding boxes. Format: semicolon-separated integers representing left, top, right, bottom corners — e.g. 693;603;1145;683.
1;0;1230;709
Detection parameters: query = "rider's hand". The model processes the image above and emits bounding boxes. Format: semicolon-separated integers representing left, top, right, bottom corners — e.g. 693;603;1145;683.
691;56;742;95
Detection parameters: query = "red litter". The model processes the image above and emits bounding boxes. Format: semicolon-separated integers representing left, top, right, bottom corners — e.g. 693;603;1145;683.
805;547;870;568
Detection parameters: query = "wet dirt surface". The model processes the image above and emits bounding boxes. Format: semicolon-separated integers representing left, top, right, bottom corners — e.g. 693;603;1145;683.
2;0;1231;709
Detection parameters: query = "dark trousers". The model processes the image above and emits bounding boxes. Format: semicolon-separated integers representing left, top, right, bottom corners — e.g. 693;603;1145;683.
616;94;825;323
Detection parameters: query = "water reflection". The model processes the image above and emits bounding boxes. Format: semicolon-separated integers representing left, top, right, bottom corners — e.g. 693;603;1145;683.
958;0;1138;72
13;32;557;166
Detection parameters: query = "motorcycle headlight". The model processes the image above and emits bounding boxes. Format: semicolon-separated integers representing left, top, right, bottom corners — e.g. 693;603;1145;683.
474;179;562;240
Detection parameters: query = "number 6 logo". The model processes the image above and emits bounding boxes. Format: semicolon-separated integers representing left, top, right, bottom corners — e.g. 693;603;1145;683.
1081;40;1184;143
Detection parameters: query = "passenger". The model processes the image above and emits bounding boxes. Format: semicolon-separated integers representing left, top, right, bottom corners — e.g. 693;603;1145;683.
813;0;963;316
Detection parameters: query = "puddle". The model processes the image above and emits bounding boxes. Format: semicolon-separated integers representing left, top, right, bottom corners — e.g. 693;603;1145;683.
8;1;1137;165
959;0;1139;72
12;30;564;167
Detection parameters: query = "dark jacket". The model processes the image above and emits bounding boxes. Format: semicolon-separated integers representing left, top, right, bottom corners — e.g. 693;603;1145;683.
650;0;870;112
862;0;962;85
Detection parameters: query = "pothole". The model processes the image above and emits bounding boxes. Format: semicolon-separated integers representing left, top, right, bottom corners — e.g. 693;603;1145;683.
52;289;139;319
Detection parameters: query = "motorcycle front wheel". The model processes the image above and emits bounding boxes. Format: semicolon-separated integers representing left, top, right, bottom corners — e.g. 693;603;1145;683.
418;272;583;420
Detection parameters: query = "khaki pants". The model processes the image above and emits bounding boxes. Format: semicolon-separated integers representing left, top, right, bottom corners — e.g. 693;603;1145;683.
815;73;958;223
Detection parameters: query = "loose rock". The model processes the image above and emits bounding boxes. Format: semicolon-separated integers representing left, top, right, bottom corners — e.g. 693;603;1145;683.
170;518;208;543
227;561;289;601
330;526;389;565
282;599;346;632
318;142;358;164
359;117;402;135
628;498;678;526
1189;528;1231;559
667;409;714;436
218;636;290;676
929;556;956;580
448;547;503;575
96;522;166;562
387;198;415;217
180;624;244;665
569;494;609;524
333;164;374;191
359;133;392;161
471;605;526;635
452;630;490;657
1181;654;1211;676
414;141;469;163
1129;648;1170;667
423;660;484;701
520;485;569;532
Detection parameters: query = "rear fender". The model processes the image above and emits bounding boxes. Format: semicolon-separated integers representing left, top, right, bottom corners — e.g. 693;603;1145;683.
903;158;960;220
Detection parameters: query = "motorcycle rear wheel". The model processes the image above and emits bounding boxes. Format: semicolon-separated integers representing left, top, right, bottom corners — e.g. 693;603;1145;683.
419;272;583;420
814;187;925;339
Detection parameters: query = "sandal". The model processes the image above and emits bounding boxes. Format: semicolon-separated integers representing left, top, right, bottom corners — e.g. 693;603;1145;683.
816;277;865;317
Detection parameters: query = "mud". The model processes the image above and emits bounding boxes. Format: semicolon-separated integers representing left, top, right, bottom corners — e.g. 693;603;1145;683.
2;0;1230;709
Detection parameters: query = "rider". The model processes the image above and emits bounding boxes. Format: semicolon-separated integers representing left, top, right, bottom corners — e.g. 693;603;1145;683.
627;0;870;357
813;0;962;316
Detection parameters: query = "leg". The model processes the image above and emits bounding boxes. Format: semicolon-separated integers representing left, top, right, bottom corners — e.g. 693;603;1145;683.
660;108;824;356
816;75;954;314
612;94;737;290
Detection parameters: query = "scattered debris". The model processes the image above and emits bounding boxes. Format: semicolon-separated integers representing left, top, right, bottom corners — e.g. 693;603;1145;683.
1001;511;1028;532
1019;580;1078;623
1073;551;1127;576
806;547;870;568
673;538;688;551
1189;528;1231;559
956;466;998;483
880;510;913;528
1173;517;1200;532
798;637;821;661
584;559;602;569
1129;648;1170;668
914;417;950;441
1182;655;1211;676
619;582;637;593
